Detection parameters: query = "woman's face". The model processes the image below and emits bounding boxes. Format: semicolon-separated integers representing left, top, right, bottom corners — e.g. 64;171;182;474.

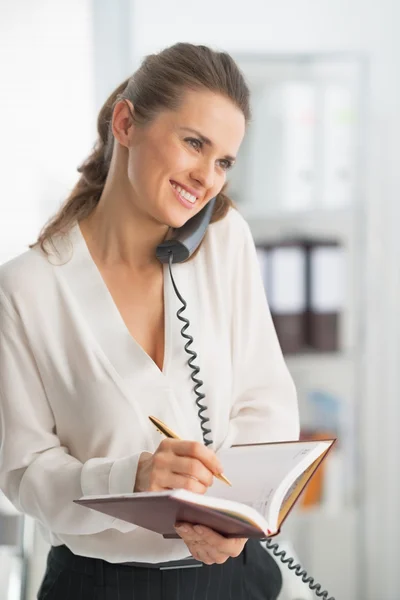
122;88;246;229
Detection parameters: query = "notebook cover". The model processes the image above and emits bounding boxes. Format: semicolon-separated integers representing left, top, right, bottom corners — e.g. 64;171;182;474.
74;495;268;539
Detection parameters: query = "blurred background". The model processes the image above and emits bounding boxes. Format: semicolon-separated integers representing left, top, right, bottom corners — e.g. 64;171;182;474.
0;1;399;599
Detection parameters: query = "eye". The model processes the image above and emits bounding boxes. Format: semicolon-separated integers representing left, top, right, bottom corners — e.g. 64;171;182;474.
218;159;234;171
185;137;203;151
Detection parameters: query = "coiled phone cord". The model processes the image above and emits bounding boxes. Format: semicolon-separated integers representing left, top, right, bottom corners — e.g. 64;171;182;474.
168;254;213;446
265;538;335;600
168;254;335;599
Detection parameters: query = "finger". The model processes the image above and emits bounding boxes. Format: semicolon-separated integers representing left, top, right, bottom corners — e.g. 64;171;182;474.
155;473;208;494
170;440;223;476
175;523;226;545
176;527;231;565
175;523;246;560
188;540;229;565
150;451;209;492
187;541;204;563
151;444;215;488
174;523;199;541
172;456;214;488
191;525;247;558
196;547;216;565
174;524;213;548
188;541;217;565
212;551;230;565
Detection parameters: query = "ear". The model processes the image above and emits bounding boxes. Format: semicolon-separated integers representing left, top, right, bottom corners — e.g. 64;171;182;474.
111;99;135;148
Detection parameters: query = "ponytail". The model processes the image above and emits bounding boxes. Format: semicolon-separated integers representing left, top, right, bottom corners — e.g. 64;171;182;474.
31;78;130;252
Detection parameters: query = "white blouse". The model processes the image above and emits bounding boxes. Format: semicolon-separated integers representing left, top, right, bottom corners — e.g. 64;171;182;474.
0;207;299;564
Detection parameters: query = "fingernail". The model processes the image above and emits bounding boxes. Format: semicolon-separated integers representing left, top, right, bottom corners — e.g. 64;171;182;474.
194;526;204;535
175;525;188;533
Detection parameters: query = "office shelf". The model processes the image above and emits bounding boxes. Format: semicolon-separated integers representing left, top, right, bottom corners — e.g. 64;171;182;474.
242;207;356;244
229;52;365;600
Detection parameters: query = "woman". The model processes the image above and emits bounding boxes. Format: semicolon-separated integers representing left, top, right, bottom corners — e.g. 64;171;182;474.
0;43;299;599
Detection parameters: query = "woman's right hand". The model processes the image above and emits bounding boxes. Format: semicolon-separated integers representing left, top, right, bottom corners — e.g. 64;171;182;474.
134;439;223;495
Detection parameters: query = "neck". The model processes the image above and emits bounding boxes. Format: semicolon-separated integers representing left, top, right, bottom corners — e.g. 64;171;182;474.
80;185;169;271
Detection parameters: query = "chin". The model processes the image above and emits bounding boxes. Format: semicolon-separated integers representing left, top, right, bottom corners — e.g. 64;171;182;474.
168;216;192;230
161;207;195;230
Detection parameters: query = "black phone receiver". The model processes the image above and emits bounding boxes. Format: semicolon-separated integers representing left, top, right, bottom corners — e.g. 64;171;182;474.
156;197;216;264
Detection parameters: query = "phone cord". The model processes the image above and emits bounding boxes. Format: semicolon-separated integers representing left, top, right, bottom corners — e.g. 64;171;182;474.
168;254;213;446
265;538;335;599
168;254;334;599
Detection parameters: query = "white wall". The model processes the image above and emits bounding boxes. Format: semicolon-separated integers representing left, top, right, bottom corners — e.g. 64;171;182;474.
129;2;400;599
0;0;96;263
0;2;96;598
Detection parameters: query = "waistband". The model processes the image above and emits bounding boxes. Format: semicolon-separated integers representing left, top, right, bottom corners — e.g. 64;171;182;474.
49;544;231;573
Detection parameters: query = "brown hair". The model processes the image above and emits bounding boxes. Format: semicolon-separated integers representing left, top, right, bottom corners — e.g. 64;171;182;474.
32;43;251;253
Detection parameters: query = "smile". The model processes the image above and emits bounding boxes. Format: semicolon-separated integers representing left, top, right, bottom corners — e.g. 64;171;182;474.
171;182;197;204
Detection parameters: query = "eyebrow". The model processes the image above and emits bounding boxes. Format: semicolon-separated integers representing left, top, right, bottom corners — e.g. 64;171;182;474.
179;127;236;163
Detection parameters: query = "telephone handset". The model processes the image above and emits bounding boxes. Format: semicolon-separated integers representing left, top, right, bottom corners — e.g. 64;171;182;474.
156;196;335;600
156;196;216;264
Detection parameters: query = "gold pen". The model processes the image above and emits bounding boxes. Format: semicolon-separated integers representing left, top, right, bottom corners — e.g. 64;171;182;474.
148;415;232;487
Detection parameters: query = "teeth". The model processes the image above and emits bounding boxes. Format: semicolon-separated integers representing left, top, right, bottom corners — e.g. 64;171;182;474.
172;182;196;204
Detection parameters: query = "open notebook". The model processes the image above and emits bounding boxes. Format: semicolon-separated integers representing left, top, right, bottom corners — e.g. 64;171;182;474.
75;439;335;539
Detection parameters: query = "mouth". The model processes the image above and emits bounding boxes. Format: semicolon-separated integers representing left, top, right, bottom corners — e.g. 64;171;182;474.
170;181;198;207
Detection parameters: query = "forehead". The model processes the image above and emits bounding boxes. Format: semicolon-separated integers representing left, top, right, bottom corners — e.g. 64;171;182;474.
159;89;246;154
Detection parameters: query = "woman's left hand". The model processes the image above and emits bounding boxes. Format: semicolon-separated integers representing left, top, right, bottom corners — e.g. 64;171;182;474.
175;523;247;565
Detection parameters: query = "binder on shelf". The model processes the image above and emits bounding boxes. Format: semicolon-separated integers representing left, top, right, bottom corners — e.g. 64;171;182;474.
308;240;345;352
267;241;308;354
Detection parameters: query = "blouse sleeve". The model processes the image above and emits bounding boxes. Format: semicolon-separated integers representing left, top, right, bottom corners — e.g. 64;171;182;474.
0;290;138;535
224;215;300;447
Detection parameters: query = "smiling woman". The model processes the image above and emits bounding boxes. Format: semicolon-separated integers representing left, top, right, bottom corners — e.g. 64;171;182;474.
101;87;246;230
0;42;298;600
32;43;250;255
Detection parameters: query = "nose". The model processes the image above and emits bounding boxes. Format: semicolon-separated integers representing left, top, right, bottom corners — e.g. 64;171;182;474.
190;158;215;190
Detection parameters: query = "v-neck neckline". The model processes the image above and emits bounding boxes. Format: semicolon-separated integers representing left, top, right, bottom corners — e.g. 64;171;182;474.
63;221;172;379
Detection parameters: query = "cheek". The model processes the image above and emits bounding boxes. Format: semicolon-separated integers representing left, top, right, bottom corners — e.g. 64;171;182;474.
157;143;190;174
132;142;189;184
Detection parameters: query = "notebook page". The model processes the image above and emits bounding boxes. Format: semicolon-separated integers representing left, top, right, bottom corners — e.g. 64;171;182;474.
211;441;330;519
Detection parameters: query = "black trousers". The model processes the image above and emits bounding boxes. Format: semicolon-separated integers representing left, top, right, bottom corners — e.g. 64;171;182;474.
37;541;282;600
